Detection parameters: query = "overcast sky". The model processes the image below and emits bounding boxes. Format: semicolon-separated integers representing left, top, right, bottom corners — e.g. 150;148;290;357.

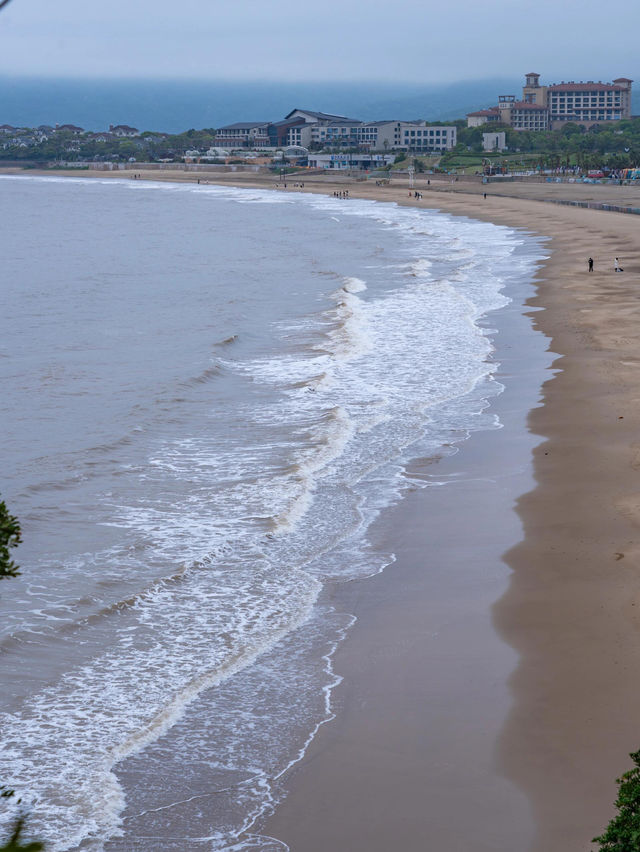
0;0;638;83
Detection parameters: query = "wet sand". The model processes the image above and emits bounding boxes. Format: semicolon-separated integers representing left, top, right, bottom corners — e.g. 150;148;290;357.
264;178;640;851
8;167;640;850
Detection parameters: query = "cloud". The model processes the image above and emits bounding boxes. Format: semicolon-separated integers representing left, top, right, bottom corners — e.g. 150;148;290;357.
0;0;638;81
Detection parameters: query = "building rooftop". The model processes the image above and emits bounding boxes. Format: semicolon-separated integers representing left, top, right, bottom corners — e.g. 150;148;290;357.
509;101;548;110
284;108;360;122
548;82;625;91
467;108;500;116
217;121;270;131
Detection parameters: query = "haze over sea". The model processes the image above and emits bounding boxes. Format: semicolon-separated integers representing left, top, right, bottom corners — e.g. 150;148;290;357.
0;175;545;850
0;77;528;131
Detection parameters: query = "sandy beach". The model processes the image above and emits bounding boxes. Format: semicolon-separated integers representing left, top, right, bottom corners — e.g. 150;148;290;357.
7;167;640;850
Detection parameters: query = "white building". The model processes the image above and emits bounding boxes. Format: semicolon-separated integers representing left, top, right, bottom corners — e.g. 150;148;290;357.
309;120;456;152
482;131;507;151
308;153;395;170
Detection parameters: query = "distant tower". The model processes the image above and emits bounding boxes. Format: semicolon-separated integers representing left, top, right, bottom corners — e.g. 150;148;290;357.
612;78;633;118
523;72;546;105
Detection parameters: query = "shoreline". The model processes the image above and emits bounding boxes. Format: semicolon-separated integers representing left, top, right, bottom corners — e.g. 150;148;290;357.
264;247;553;851
11;168;640;849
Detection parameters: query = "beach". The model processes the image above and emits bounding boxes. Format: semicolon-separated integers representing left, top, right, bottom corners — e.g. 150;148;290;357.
228;173;640;851
3;168;640;852
186;171;640;850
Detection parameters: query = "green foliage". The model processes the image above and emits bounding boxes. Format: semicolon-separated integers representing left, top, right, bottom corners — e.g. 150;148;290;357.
0;819;43;852
454;116;640;168
594;750;640;851
393;152;406;163
0;790;43;852
0;497;21;579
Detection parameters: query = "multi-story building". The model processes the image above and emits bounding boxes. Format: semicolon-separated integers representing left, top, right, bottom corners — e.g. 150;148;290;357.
379;121;457;151
215;110;456;152
467;72;633;131
215;121;271;148
494;95;549;131
310;120;457;152
524;72;632;128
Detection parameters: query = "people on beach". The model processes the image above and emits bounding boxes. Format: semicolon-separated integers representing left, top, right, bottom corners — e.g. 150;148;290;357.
588;257;594;272
614;257;624;272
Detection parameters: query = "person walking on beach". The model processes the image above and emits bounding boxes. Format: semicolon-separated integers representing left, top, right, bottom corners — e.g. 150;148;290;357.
614;257;624;272
588;257;594;272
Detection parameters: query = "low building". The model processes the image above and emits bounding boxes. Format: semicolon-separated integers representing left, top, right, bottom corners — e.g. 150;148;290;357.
308;152;395;170
466;109;501;127
109;124;140;137
482;131;507;152
55;124;84;135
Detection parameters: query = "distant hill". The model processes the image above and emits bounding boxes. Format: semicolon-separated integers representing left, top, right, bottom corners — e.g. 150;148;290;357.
1;77;638;133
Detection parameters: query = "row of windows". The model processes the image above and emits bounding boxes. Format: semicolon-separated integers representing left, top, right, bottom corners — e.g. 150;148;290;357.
550;90;621;97
551;98;622;104
404;130;449;136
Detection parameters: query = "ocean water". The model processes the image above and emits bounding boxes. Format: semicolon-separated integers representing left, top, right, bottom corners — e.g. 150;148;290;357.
0;176;546;850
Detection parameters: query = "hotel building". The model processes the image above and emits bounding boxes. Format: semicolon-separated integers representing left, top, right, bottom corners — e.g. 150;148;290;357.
467;72;633;131
216;110;457;152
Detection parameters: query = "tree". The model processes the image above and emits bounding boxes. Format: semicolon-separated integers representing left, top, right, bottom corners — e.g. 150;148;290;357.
0;497;21;579
593;750;640;850
0;521;42;852
0;820;43;852
0;791;43;852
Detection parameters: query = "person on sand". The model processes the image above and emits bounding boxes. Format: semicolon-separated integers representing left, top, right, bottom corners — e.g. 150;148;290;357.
588;257;594;272
614;257;624;272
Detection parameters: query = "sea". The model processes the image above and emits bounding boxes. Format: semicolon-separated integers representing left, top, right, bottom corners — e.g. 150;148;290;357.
0;175;546;851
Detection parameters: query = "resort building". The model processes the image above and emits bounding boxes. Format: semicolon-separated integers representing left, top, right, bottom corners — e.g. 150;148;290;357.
215;110;456;152
215;121;271;148
466;108;500;127
467;73;633;131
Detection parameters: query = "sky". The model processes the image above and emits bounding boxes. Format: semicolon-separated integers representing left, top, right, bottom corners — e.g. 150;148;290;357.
0;0;638;84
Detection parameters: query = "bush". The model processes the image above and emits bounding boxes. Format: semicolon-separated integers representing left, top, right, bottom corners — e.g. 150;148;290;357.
593;750;640;850
0;498;21;579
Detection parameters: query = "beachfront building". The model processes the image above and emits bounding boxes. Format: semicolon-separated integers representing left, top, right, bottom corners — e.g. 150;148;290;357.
307;152;395;170
309;120;456;152
214;110;456;153
467;72;633;131
215;121;271;148
381;122;457;152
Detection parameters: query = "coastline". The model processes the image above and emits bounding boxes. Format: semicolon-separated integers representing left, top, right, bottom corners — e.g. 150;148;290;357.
246;175;640;850
9;168;640;850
